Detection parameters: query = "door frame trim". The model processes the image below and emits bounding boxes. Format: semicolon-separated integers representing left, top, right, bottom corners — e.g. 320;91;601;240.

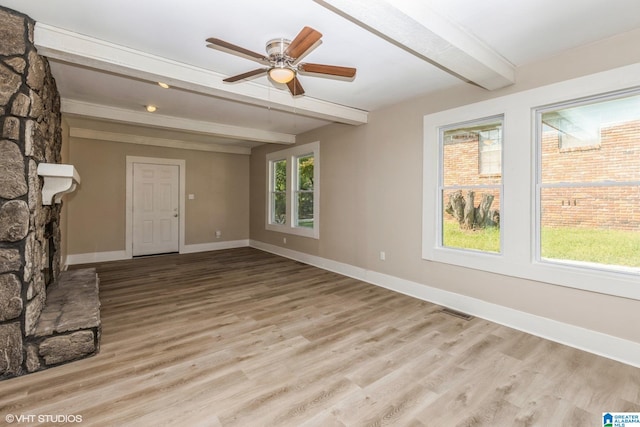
126;156;186;258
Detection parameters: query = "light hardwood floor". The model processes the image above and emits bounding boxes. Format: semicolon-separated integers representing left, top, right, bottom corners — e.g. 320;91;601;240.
1;247;639;426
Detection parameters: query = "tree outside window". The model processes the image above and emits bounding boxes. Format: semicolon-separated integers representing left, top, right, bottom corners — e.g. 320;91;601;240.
295;154;314;228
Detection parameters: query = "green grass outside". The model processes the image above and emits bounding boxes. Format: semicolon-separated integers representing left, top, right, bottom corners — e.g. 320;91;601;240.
443;221;501;253
297;219;314;228
443;220;640;268
540;226;640;268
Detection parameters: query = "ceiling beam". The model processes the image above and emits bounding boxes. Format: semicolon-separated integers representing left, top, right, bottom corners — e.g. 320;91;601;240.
62;99;296;145
315;0;515;90
35;23;368;126
68;128;252;155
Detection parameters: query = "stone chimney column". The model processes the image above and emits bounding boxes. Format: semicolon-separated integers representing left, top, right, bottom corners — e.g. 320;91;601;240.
0;6;63;379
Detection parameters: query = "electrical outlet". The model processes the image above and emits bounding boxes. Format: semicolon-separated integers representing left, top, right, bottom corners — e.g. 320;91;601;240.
215;230;221;239
379;251;386;261
283;237;287;244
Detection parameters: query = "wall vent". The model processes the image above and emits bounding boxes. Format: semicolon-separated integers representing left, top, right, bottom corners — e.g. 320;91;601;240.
441;307;474;321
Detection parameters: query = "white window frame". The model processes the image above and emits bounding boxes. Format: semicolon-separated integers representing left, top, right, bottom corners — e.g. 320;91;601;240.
266;141;320;239
423;63;640;301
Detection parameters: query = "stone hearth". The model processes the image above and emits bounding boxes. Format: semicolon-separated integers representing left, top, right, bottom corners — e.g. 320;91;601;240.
30;268;100;370
0;6;101;379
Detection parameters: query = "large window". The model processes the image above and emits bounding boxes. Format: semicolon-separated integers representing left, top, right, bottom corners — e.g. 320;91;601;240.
536;90;640;271
440;116;503;253
423;63;640;301
266;142;319;238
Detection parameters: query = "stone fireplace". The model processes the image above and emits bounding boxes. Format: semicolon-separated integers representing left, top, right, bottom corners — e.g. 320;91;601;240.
0;6;100;379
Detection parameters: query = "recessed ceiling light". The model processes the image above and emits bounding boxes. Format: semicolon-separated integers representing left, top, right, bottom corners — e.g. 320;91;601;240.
157;82;170;89
145;105;157;112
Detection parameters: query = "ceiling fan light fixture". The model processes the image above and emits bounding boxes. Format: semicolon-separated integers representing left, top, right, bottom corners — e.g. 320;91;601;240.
269;66;295;84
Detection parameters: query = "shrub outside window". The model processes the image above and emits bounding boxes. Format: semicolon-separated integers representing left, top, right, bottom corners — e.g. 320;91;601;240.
295;154;314;228
269;159;287;225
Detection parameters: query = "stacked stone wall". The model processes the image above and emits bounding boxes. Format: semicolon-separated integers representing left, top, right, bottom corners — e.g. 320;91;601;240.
0;6;63;379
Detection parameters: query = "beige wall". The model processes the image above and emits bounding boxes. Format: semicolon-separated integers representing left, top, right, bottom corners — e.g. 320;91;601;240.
60;119;70;265
250;29;640;344
66;126;249;255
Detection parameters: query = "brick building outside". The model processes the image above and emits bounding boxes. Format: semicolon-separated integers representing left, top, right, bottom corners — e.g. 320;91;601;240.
443;118;640;232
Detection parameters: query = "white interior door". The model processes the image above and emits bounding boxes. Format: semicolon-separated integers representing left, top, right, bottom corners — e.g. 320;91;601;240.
132;163;180;256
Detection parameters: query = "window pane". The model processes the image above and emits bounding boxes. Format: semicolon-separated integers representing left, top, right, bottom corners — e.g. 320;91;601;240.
297;154;314;191
295;154;314;229
442;189;501;252
479;128;502;175
538;92;640;271
540;186;640;268
441;117;502;253
270;159;287;225
271;192;286;224
541;94;640;184
443;120;502;186
296;192;314;228
273;159;287;191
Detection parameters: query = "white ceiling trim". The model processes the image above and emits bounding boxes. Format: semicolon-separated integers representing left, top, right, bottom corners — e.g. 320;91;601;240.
62;99;296;145
69;128;252;155
35;23;369;126
315;0;515;90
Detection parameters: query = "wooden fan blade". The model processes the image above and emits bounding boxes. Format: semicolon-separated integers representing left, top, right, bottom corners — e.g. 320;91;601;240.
223;68;268;82
298;63;356;78
285;27;322;60
286;76;305;96
206;38;269;64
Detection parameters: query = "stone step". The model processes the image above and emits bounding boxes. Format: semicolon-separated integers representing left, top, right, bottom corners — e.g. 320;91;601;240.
28;268;101;370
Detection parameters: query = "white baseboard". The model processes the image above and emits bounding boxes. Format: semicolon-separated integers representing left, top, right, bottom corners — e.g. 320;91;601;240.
181;239;250;254
250;239;640;368
66;250;129;265
65;240;250;267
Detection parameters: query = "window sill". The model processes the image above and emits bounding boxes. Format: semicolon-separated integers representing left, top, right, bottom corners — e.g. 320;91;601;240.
266;223;319;239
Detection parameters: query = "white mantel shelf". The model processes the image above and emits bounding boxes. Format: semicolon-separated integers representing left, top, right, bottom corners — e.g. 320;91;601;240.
37;163;81;205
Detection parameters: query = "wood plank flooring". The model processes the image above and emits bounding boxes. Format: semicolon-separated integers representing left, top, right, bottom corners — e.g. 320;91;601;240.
1;247;639;426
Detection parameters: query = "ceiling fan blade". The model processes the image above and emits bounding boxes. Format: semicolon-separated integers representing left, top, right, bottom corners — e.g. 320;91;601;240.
285;27;322;60
223;68;268;82
298;63;356;78
206;38;270;64
286;76;305;96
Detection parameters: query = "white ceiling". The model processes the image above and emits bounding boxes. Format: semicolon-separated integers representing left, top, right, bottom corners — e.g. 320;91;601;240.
2;0;640;148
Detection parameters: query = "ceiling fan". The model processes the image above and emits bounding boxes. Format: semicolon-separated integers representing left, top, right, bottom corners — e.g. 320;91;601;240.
206;27;356;97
